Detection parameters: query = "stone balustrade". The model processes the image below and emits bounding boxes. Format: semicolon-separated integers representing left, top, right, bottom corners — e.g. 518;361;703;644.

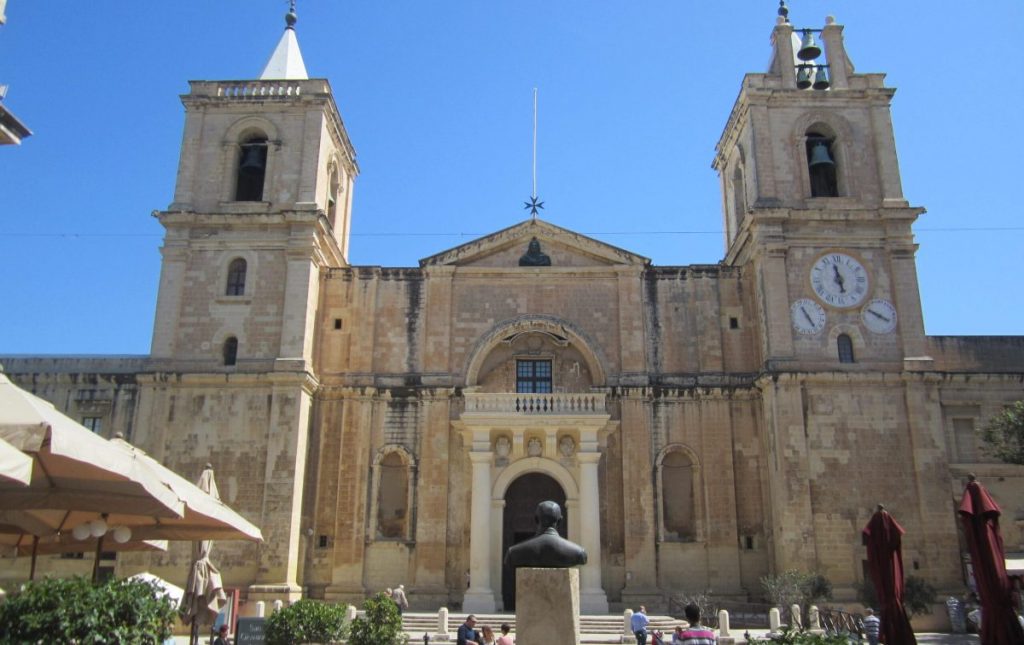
463;392;607;415
188;79;331;99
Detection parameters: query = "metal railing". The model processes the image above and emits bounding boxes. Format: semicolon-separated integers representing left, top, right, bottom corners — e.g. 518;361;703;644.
818;607;865;638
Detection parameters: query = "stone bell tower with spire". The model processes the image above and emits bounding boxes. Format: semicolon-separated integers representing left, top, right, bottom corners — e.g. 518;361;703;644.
711;6;955;586
140;5;358;603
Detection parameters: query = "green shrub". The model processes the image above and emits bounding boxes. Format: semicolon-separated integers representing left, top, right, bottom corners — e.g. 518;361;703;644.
749;625;851;644
0;575;176;644
265;598;350;645
348;592;407;645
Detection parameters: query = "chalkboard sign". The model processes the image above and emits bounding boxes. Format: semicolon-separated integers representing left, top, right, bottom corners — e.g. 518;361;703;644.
235;617;266;644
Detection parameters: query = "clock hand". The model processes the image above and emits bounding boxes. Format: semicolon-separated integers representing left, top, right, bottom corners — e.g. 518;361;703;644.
832;264;846;293
801;307;815;326
868;309;891;322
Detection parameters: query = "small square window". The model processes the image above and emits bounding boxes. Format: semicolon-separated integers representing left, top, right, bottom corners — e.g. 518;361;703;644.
318;535;330;548
334;318;343;330
729;317;740;330
82;417;102;434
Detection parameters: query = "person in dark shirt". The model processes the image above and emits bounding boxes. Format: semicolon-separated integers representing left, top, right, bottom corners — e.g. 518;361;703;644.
457;614;481;645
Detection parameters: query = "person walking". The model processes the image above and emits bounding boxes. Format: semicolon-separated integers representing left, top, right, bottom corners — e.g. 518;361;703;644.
392;584;409;615
496;623;514;645
631;606;650;645
675;604;716;644
862;608;881;645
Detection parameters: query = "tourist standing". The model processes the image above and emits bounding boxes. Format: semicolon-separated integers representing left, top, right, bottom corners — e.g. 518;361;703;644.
675;604;716;644
631;605;650;645
392;584;409;614
496;622;514;645
862;608;881;645
480;625;497;644
457;615;480;645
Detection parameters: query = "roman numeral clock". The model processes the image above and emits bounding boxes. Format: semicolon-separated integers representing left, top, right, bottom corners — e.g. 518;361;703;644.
790;251;899;337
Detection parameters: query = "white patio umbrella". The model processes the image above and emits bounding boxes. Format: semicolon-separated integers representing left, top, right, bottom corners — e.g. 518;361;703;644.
180;465;229;645
0;374;185;579
107;438;263;543
0;437;31;486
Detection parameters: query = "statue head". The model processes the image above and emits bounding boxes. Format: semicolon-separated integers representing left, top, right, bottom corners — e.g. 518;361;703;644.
535;500;562;531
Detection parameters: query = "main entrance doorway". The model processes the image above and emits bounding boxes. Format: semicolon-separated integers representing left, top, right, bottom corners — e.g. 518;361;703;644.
501;472;567;610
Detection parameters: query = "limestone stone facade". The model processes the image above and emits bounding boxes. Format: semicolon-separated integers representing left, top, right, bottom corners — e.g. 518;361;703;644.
3;16;1024;617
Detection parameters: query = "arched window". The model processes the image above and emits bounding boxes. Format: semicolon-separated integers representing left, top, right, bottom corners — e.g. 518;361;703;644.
235;135;268;201
837;333;855;363
806;131;838;197
225;258;247;296
326;166;341;230
222;336;238;366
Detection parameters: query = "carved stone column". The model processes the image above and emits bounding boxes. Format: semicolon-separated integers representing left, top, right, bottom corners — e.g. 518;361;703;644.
577;451;609;613
464;450;496;612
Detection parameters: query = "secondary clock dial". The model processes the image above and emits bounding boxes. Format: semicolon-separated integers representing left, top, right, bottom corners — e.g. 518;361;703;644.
791;298;826;335
861;299;898;334
810;252;869;308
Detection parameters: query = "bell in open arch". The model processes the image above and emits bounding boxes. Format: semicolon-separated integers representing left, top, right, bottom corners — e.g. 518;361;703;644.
812;65;830;90
797;30;822;61
808;141;834;167
239;142;267;172
796;65;813;90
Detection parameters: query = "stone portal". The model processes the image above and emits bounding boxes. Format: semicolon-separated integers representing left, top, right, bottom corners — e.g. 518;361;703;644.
501;474;567;610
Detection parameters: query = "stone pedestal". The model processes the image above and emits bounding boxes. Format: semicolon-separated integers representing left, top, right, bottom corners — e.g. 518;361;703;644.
515;568;580;645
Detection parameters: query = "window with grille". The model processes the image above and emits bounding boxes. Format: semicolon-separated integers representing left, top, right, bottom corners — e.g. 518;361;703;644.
226;258;247;296
837;334;855;363
516;360;552;393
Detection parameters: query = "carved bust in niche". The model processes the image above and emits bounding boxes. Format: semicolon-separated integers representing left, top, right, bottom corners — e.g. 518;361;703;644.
519;237;551;266
494;436;511;459
559;436;576;458
527;437;543;457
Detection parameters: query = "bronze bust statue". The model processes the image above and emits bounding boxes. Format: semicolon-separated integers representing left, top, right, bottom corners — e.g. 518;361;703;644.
518;237;551;266
504;500;587;568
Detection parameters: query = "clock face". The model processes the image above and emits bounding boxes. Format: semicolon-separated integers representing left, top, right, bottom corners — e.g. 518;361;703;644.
791;298;826;335
861;299;898;334
810;252;869;308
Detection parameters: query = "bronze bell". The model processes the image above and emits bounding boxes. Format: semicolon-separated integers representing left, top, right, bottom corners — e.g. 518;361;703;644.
797;30;822;61
808;141;834;167
239;144;266;171
812;66;831;91
796;65;813;90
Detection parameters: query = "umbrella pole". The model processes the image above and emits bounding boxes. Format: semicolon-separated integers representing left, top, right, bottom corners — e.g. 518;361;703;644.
29;535;39;581
91;534;105;583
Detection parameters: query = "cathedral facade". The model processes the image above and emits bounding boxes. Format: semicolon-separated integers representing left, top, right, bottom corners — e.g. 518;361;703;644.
3;13;1024;616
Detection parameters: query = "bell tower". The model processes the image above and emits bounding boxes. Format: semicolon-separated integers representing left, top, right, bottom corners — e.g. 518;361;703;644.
713;7;927;369
150;6;358;369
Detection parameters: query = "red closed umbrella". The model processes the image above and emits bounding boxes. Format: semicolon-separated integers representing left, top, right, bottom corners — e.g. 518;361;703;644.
958;475;1024;645
862;505;917;644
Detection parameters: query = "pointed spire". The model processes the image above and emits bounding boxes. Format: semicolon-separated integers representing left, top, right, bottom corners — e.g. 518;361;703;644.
259;1;308;80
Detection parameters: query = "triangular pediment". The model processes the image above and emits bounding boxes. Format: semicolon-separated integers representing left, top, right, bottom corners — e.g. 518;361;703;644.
419;219;650;269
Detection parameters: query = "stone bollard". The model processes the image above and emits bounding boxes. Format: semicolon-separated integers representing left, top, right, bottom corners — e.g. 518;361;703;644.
346;604;357;622
718;609;730;637
438;607;449;639
717;609;737;645
272;599;283;614
808;605;824;634
768;607;781;635
790;604;802;630
623;609;634;643
255;601;266;618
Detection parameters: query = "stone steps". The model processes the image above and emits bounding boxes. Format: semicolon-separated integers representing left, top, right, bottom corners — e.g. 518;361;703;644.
400;612;681;643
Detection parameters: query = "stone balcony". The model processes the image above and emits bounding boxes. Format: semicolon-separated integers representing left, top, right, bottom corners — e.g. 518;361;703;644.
462;392;607;416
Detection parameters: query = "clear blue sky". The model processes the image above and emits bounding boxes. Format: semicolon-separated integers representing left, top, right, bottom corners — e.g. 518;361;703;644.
1;1;1021;355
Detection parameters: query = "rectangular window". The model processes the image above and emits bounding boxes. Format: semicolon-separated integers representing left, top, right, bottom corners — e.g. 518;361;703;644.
953;418;978;462
516;360;552;393
82;417;102;434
